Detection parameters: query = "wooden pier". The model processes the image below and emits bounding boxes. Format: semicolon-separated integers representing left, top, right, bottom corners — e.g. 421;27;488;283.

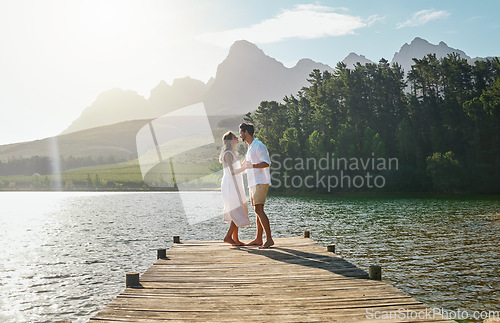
91;236;448;322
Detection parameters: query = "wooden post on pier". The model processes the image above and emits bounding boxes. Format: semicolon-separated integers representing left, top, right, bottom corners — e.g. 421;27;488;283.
125;272;140;287
173;235;180;243
327;244;336;253
303;230;310;238
369;265;382;280
157;248;166;259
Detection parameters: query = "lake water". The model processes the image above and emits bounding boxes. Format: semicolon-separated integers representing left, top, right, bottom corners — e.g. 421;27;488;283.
0;192;499;322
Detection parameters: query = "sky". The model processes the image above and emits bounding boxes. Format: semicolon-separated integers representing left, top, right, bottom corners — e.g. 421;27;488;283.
0;0;499;145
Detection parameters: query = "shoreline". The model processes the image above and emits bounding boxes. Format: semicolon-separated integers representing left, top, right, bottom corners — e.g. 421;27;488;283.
1;188;499;198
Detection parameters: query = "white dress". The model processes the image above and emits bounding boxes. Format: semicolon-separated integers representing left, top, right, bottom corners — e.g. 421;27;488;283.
221;150;251;227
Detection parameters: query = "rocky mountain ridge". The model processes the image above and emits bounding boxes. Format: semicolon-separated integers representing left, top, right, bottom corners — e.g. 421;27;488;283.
64;37;483;135
63;40;334;134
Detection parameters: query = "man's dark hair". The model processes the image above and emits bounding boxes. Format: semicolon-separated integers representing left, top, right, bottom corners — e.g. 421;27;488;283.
239;123;255;136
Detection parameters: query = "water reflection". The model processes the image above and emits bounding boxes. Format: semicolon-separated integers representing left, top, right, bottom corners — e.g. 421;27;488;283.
273;195;500;315
0;192;498;322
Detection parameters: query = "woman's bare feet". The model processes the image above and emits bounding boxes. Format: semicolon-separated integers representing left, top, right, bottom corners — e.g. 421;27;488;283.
232;232;245;246
258;239;274;249
233;239;245;246
224;237;240;246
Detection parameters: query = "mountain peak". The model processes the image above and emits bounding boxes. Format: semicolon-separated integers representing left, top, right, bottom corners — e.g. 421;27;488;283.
392;37;470;74
150;80;171;94
296;58;316;65
342;52;374;68
215;40;284;75
61;89;147;134
203;40;334;115
219;40;284;72
292;58;334;75
344;52;370;60
411;37;427;44
228;40;264;57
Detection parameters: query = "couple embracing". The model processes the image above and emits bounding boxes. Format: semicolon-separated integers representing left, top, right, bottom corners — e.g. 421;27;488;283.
219;123;274;249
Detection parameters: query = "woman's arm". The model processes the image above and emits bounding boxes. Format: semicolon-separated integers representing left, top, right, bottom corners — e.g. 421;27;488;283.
224;153;245;175
225;153;250;175
232;167;246;175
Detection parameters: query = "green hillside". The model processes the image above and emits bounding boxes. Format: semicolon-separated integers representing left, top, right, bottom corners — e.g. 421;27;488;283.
0;121;245;191
0;119;149;161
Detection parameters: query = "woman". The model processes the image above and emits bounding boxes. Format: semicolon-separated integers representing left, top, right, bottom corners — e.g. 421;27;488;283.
219;131;251;246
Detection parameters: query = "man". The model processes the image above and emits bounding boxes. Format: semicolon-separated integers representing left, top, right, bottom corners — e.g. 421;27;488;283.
239;122;274;249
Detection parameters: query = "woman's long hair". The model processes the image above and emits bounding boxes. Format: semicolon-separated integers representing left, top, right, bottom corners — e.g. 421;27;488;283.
219;131;237;162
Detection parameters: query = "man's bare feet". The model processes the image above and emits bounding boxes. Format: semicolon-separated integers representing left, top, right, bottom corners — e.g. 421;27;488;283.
258;239;274;249
245;239;263;246
223;237;241;246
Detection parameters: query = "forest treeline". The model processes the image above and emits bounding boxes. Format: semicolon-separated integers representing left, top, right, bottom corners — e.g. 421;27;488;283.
247;54;500;193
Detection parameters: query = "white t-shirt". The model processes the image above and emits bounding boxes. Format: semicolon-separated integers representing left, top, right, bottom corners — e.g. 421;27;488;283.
245;138;271;187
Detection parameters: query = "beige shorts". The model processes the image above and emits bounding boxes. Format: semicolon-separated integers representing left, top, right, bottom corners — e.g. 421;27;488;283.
249;184;269;206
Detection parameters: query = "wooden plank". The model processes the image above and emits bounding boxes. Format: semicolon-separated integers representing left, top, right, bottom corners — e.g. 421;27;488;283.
91;237;446;322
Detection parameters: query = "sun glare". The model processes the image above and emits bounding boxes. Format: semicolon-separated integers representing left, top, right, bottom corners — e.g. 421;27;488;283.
78;0;134;37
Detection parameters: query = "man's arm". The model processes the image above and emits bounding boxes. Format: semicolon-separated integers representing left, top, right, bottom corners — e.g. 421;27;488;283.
250;161;269;168
244;150;270;168
244;141;271;169
255;143;271;168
